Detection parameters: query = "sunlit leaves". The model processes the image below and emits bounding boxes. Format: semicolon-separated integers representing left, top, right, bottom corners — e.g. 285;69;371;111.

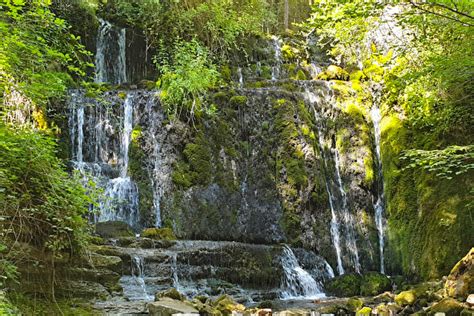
401;145;474;179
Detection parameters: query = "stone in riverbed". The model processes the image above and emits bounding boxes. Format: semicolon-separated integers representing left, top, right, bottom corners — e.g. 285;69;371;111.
395;290;417;306
467;294;474;306
360;272;392;296
356;306;372;316
95;221;134;238
155;288;185;301
445;248;473;300
428;298;466;316
324;273;362;297
148;297;199;316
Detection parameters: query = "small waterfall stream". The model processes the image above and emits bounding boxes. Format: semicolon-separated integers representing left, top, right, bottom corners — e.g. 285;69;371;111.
272;37;282;81
304;87;362;274
305;90;344;275
237;67;244;87
280;246;325;299
95;19;127;84
370;104;386;274
333;148;361;274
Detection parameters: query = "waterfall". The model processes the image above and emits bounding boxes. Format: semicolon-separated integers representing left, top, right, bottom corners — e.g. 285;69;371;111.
326;181;345;275
143;95;163;227
121;95;133;177
95;19;127;84
280;246;325;299
171;253;180;290
272;37;282;81
370;105;386;274
305;90;344;275
68;91;140;230
237;67;244;88
76;105;84;163
304;87;362;274
333;148;361;274
126;255;153;301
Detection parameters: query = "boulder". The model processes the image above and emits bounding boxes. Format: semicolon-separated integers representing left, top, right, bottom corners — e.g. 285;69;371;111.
213;294;245;314
141;227;176;240
148;297;199;316
324;273;362;297
347;297;364;312
88;253;122;274
356;307;372;316
467;294;474;306
373;303;402;316
317;65;350;81
360;272;392;296
155;288;185;301
95;221;134;238
428;298;465;316
445;248;473;300
395;290;417;306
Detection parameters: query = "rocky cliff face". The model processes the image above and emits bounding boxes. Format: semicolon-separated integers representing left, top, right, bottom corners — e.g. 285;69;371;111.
67;48;383;275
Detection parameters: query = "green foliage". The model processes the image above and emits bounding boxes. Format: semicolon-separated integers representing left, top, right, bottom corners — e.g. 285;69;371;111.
157;39;220;118
304;0;474;281
0;0;91;128
0;125;92;284
401;146;474;179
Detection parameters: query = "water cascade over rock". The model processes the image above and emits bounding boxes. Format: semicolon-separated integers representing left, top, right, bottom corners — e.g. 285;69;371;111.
271;36;282;81
67;26;392;312
280;245;326;299
370;91;386;274
95;19;127;84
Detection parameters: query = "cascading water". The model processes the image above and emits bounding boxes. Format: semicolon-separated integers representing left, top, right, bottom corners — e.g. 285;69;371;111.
95;19;127;84
69;92;140;229
237;67;244;88
305;89;344;275
121;255;153;301
370;104;386;274
272;37;282;81
304;86;361;274
280;246;325;299
171;253;180;290
333;149;361;274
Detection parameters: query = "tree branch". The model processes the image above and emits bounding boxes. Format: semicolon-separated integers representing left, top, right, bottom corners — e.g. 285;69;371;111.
409;1;474;27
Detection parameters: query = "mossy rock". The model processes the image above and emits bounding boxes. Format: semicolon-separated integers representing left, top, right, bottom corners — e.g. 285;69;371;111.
229;95;248;107
317;65;350;81
445;247;473;300
360;272;392;296
395;290;417;306
213;295;245;314
138;80;156;90
428;298;465;316
319;303;349;315
88;253;122;274
324;273;362;297
155;288;185;301
141;228;176;240
347;297;364;312
95;221;134;238
373;303;402;316
356;306;372;316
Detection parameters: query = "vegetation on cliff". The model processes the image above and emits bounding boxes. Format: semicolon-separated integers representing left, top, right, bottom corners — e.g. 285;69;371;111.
303;0;473;278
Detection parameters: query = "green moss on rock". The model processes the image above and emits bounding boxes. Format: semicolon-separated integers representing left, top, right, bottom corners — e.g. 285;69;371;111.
325;274;362;297
141;227;176;240
360;272;391;296
395;290;417;306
